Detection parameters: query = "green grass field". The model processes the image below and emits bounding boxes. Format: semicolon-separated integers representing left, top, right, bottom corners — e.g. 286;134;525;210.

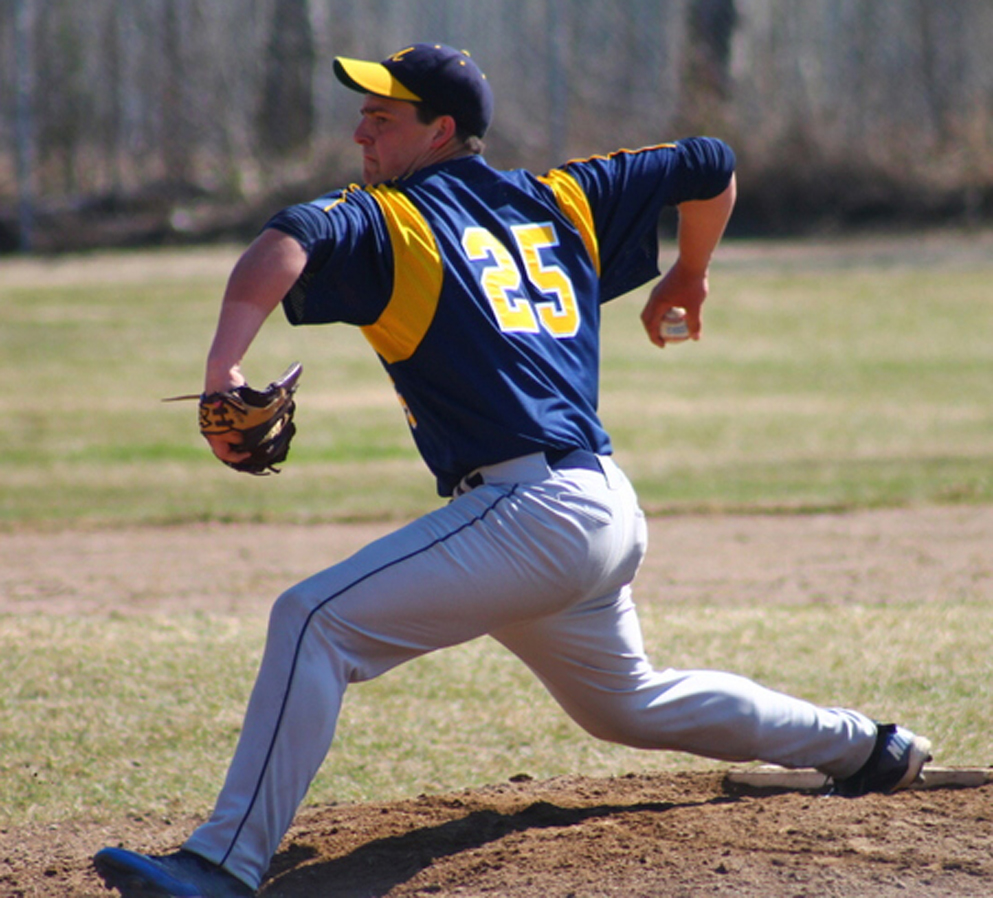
0;233;991;826
2;234;990;525
2;599;990;824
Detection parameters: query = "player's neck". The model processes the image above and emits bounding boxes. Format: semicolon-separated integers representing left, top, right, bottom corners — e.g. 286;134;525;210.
403;141;475;178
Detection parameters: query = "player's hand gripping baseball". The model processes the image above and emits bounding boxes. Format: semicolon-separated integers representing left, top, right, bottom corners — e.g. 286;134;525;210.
640;259;707;348
642;176;736;349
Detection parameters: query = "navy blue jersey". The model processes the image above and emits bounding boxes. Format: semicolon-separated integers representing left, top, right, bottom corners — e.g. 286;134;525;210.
270;138;734;495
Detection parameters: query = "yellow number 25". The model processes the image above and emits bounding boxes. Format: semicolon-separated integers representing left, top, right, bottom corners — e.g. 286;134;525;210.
461;223;580;339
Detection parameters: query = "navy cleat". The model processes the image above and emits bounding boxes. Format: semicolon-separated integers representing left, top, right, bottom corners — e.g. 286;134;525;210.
832;723;933;797
93;847;255;898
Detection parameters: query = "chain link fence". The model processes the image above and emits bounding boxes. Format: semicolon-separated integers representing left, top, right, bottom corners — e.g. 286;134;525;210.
2;0;992;250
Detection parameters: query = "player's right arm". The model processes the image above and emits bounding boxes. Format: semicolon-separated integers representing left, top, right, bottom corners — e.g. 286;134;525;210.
203;228;307;462
640;174;736;347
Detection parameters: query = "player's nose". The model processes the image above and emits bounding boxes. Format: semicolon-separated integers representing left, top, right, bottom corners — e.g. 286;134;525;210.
353;119;372;145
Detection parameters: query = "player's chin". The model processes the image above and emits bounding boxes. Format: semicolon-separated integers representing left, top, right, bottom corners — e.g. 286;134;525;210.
362;160;383;185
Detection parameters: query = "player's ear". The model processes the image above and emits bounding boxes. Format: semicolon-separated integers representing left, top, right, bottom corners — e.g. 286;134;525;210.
431;115;457;147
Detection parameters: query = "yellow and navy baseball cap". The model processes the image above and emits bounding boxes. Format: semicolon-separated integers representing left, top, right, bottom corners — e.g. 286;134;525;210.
333;43;493;138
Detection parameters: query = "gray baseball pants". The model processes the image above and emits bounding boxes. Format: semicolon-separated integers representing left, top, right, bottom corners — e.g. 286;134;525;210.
184;452;877;889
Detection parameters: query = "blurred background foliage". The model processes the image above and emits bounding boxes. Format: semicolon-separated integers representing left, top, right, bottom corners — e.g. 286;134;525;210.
1;0;992;253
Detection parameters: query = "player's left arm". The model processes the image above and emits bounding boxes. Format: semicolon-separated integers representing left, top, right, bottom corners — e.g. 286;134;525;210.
640;174;736;348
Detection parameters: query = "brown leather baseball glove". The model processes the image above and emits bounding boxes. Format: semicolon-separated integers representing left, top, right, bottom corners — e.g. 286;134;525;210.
197;363;302;475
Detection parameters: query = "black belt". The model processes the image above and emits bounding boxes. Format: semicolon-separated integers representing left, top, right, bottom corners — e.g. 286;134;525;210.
461;449;602;491
545;448;603;473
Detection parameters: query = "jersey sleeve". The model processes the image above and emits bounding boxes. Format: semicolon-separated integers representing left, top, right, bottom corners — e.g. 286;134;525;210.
562;137;735;301
265;187;394;327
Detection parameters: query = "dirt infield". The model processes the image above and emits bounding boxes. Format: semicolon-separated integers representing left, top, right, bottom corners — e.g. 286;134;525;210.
9;770;990;897
2;507;992;897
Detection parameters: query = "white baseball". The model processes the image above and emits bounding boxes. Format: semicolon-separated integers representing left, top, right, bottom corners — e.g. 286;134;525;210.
660;307;690;342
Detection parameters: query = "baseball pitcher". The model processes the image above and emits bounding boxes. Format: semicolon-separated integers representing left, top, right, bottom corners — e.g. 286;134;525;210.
95;43;931;898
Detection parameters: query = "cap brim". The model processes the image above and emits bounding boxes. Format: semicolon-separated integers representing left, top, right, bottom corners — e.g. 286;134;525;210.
333;57;422;102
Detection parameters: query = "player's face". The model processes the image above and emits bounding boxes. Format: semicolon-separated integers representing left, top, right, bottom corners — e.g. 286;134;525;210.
354;96;439;184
